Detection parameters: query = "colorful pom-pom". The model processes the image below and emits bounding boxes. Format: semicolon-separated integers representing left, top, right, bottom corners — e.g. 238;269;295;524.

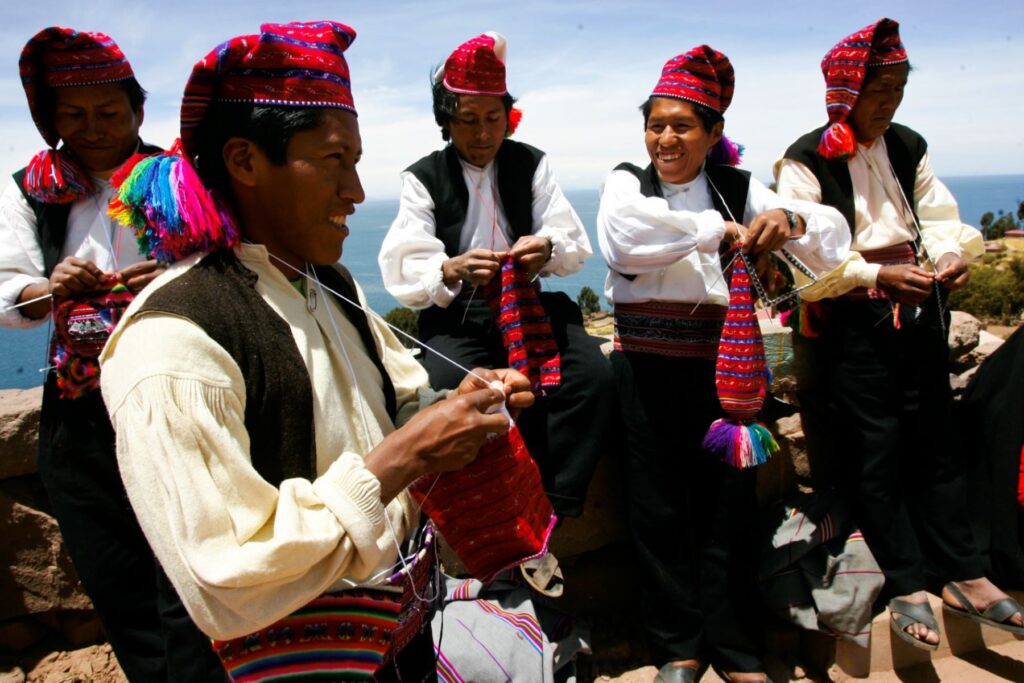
702;418;780;469
707;134;744;167
507;107;523;136
22;149;94;204
816;122;857;161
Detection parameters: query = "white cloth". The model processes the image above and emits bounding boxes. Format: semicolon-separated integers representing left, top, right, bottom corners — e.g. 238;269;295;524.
378;153;591;309
0;178;148;328
596;168;850;307
774;139;984;289
100;244;431;640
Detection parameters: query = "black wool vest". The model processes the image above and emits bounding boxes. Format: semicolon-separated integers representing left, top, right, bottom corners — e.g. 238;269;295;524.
136;250;397;487
782;122;926;236
12;142;162;276
405;140;545;257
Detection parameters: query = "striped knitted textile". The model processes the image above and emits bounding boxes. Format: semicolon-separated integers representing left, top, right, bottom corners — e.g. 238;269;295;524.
702;252;778;467
19;27;135;203
818;18;907;160
212;527;435;682
51;274;135;399
613;301;727;359
484;256;562;394
439;32;507;96
409;424;556;582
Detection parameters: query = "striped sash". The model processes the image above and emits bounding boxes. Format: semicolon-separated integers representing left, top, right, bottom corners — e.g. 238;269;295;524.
613;301;727;359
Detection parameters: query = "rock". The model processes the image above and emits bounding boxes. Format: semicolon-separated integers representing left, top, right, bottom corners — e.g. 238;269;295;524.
0;388;42;480
967;329;1005;366
61;612;103;647
27;644;125;683
947;311;982;361
0;618;47;652
0;666;26;683
0;486;91;621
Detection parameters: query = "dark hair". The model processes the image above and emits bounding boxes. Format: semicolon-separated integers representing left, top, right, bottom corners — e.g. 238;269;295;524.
118;77;148;111
639;96;723;132
431;79;516;142
193;103;327;197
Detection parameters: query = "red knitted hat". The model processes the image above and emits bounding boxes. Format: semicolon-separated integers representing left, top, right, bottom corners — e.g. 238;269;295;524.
651;45;734;114
817;17;908;160
180;21;358;160
438;32;508;96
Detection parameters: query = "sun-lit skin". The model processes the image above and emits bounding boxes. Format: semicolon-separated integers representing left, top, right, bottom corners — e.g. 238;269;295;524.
644;97;722;186
847;62;908;145
226;108;365;277
447;94;507;168
52;83;142;178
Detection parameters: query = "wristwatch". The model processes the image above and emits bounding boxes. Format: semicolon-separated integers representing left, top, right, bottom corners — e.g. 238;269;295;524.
781;208;799;233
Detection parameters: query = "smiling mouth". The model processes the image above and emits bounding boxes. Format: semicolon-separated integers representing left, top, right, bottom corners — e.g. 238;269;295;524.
657;151;683;162
328;216;349;232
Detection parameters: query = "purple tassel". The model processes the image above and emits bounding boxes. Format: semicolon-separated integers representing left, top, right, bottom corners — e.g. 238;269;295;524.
707;135;744;167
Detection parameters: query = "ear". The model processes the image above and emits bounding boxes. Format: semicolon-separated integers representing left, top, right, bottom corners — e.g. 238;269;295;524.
222;137;263;189
710;120;725;147
135;104;145;128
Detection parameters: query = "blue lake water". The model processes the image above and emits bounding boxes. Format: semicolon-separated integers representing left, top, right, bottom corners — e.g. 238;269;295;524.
2;174;1021;390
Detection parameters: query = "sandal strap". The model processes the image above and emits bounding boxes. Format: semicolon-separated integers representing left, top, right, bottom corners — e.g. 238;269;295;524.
944;581;979;616
983;597;1023;624
889;598;939;632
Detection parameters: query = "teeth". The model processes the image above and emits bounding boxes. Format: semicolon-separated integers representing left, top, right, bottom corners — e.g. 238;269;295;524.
659;153;682;161
328;217;347;227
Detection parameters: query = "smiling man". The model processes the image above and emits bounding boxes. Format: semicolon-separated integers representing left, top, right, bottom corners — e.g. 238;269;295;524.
99;21;533;681
775;17;1021;652
379;32;615;532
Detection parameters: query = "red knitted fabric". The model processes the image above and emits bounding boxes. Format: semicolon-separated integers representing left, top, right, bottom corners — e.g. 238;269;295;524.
651;45;734;114
181;21;357;160
441;33;507;96
409;425;556;581
715;254;767;419
485;256;561;394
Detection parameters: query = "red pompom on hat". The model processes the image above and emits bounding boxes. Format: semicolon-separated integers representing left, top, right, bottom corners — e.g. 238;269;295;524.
180;20;358;161
818;17;908;160
19;27;136;203
436;31;508;96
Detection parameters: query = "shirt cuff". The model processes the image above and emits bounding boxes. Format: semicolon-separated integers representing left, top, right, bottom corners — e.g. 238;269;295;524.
695;210;726;254
0;274;48;328
313;452;387;554
420;258;462;308
849;260;883;289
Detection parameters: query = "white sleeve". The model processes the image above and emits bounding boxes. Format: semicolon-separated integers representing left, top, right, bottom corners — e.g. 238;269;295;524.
597;169;725;275
913;153;984;262
378;172;462;309
529;156;591;276
102;314;396;640
0;181;49;328
774;158;881;291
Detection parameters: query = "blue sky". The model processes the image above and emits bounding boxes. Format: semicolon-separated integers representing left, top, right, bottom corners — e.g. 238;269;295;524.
2;1;1022;199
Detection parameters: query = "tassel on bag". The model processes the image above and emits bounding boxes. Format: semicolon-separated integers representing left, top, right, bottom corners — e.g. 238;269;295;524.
702;248;780;468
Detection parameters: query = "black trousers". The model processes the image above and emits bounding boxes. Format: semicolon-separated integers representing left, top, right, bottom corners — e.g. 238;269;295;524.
37;373;227;682
794;297;983;598
419;291;616;518
612;350;763;672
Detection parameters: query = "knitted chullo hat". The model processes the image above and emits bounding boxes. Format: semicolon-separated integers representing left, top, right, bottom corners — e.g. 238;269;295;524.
437;32;508;96
651;45;743;166
818;17;908;160
110;21;358;264
702;252;779;468
19;27;137;203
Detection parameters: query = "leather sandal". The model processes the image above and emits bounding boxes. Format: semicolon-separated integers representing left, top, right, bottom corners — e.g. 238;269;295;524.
654;661;705;683
943;582;1024;635
711;664;773;683
888;597;940;651
519;552;564;598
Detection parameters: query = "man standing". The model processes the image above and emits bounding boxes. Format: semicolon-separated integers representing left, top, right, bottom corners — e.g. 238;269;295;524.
776;17;1023;650
100;21;531;680
0;27;222;681
379;32;614;525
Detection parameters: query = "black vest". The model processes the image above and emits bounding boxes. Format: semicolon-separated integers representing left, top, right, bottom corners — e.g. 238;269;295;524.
136;250;397;487
12;142;162;276
782;122;926;236
405;140;545;257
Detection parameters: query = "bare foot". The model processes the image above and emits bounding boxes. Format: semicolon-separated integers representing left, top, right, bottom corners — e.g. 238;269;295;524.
944;578;1024;627
895;591;940;646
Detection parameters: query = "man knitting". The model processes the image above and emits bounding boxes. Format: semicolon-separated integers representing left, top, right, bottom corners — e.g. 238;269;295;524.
100;21;532;680
379;32;615;529
775;17;1023;651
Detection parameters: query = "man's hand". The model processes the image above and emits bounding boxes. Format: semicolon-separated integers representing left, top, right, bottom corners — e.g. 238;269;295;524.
509;235;551;275
48;256;104;298
119;260;165;294
934;253;969;291
441;248;503;287
877;264;935;305
743;209;792;255
456;366;535;418
364;383;509;502
723;221;745;244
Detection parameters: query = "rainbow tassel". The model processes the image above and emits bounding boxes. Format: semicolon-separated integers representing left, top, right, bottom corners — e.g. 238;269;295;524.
707;134;744;167
816;122;857;161
109;145;238;264
702;418;780;468
23;149;94;203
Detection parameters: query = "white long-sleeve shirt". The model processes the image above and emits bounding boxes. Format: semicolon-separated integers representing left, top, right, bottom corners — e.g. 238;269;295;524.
0;177;148;327
597;168;850;307
379;153;591;309
100;243;431;640
774;139;984;288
